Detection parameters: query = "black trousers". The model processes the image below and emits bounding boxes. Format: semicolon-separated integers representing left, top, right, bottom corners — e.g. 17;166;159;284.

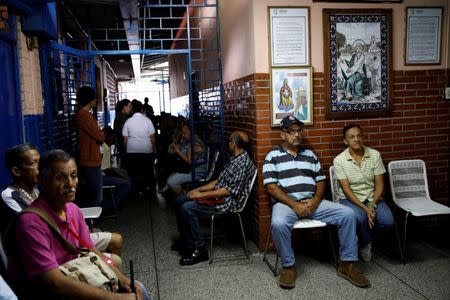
125;153;155;194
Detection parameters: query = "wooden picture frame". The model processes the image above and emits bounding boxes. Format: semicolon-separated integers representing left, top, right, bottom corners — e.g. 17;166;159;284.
323;9;392;119
270;66;313;126
405;7;443;65
268;7;310;66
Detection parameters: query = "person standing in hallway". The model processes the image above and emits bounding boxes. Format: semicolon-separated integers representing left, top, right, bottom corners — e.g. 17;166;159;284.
122;100;156;196
75;86;104;207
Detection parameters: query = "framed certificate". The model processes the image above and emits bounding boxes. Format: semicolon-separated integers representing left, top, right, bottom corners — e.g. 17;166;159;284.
405;7;443;65
269;7;310;66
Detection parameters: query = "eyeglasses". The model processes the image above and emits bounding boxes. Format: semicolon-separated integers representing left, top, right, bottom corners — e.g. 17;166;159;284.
283;128;303;136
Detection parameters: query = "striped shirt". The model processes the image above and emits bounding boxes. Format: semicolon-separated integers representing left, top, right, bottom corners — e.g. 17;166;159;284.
263;145;325;201
333;146;386;202
214;152;256;212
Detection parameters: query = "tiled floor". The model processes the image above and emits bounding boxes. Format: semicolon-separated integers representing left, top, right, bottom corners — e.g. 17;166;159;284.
101;194;450;300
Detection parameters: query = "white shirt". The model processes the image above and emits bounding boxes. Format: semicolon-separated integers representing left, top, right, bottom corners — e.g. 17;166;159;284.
122;113;155;153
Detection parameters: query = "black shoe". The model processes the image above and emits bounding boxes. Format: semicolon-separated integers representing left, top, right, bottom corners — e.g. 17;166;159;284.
179;248;209;266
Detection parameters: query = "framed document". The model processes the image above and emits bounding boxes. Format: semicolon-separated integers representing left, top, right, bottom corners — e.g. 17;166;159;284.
405;7;443;65
323;9;392;119
270;67;313;126
269;7;310;66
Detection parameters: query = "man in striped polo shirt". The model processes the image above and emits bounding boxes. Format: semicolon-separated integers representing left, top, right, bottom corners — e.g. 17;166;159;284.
263;116;369;289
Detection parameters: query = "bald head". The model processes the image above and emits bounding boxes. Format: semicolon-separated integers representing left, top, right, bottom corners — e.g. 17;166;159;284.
230;131;250;151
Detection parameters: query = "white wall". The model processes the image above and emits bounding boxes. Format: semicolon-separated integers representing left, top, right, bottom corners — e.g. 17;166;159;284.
250;0;449;73
219;0;256;83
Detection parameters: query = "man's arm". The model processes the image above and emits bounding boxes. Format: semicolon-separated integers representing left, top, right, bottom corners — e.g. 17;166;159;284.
187;180;218;198
265;183;311;217
306;181;325;211
39;268;139;300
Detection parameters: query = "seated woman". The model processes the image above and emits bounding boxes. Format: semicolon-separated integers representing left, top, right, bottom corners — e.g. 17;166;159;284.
163;124;207;196
333;124;394;262
6;149;149;299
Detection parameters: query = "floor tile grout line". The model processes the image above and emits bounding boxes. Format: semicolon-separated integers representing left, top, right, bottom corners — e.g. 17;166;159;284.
147;195;161;300
373;258;429;300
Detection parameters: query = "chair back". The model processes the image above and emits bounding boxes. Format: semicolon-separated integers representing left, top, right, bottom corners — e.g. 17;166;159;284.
203;150;220;182
329;166;340;203
235;168;258;213
387;159;430;206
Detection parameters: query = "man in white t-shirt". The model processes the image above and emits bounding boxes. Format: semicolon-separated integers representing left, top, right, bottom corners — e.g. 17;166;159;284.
122;100;156;195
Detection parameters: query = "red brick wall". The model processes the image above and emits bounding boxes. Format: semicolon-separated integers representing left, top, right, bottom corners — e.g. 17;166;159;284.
224;69;450;250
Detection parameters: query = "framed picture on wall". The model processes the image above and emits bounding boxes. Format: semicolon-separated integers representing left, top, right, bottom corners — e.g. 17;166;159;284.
323;9;392;119
268;7;310;66
405;7;443;65
270;67;313;126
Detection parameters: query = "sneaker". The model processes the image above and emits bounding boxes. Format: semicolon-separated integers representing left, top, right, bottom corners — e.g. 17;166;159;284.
156;192;166;208
337;262;370;287
360;243;372;262
279;266;296;289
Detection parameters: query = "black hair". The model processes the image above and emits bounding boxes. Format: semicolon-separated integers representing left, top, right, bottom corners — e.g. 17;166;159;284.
39;149;74;177
343;123;363;137
5;144;38;176
115;99;130;114
132;100;143;114
76;86;96;107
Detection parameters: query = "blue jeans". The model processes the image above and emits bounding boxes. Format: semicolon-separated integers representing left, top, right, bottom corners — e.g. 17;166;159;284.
178;194;219;249
78;166;103;207
135;280;151;300
271;200;358;267
167;169;207;191
102;175;131;210
339;198;394;246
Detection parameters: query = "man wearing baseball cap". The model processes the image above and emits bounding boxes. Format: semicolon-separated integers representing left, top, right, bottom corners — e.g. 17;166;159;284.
262;115;368;289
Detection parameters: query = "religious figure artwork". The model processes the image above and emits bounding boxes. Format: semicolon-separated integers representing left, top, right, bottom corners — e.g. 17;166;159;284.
271;67;313;126
323;9;392;118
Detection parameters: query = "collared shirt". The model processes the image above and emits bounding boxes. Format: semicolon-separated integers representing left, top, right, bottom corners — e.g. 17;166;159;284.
333;146;386;202
262;145;325;201
214;152;256;212
7;197;93;294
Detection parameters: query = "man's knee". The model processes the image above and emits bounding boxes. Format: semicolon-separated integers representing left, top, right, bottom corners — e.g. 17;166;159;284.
271;216;290;233
338;205;358;224
108;232;124;255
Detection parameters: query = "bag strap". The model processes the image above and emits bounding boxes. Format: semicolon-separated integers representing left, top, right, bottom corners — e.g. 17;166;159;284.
22;207;79;255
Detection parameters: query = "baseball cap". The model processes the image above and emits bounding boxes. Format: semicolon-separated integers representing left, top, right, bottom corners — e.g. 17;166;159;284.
280;115;304;130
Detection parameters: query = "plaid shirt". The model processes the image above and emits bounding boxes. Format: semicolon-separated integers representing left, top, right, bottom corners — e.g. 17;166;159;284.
214;152;256;212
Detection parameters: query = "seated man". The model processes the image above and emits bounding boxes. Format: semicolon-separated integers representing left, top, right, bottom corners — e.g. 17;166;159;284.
1;144;123;257
6;149;150;299
262;116;369;289
101;127;132;213
176;131;256;265
333;124;394;261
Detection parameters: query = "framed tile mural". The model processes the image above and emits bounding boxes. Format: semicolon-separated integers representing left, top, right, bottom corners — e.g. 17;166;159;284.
323;9;392;119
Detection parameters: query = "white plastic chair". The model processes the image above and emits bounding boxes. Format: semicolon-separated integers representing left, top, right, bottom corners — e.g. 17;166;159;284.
208;168;257;264
330;165;404;261
80;206;103;228
263;216;337;276
388;159;450;259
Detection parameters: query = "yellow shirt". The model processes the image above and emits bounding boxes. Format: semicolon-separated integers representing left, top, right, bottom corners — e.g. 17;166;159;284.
333;146;385;202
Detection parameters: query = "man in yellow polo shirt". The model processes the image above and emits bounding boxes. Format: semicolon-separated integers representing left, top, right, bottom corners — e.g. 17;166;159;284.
333;124;394;262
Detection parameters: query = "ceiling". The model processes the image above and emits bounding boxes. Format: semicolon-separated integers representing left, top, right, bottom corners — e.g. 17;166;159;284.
61;0;186;80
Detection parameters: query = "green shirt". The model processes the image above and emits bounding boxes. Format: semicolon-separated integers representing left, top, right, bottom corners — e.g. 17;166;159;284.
333;146;385;202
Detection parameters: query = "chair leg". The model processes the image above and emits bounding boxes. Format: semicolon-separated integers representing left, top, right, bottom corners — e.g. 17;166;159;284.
393;219;405;263
327;226;338;269
402;211;410;263
262;225;279;276
236;213;249;259
110;189;118;217
209;215;215;264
